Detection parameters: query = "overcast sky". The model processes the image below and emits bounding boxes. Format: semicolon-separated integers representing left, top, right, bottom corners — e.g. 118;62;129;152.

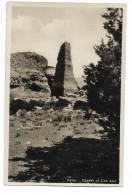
11;6;108;77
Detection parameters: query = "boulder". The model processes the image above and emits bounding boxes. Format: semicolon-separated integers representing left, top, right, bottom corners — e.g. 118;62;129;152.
10;52;51;115
73;100;88;110
44;97;71;111
28;81;49;92
10;69;21;88
29;99;45;107
20;69;50;93
16;109;26;117
10;68;50;113
10;52;51;100
10;98;45;114
55;98;71;108
11;52;47;72
10;98;32;114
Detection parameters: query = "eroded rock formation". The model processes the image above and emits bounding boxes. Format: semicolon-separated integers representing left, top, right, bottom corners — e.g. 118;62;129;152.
45;66;56;90
10;52;51;114
51;42;78;97
11;52;48;72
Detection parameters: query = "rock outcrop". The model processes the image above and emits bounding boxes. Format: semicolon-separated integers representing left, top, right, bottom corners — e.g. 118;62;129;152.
45;66;56;90
10;98;45;114
73;100;88;110
51;42;78;97
10;69;22;88
10;52;51;114
11;52;48;72
10;68;50;99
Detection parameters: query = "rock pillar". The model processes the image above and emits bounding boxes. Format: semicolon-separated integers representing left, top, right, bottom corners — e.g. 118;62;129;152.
51;42;78;97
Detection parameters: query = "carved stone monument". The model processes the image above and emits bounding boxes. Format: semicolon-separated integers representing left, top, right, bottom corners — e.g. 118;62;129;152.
51;42;78;97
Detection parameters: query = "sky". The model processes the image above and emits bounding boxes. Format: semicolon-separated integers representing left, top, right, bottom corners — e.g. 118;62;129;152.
11;6;108;78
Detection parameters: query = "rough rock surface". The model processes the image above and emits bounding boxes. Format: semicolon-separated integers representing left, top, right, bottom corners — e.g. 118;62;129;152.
51;42;78;97
10;68;22;88
10;98;45;114
10;52;51;114
10;68;50;99
73;100;88;110
45;66;55;89
46;66;55;76
11;52;47;72
10;70;50;114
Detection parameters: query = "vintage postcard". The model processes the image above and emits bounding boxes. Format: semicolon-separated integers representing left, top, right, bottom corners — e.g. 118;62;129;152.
5;2;126;186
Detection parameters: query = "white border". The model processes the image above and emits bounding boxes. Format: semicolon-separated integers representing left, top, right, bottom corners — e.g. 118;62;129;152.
0;0;132;194
4;1;126;186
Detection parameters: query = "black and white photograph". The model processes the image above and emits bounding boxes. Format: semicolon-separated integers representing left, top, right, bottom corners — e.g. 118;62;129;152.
5;2;126;186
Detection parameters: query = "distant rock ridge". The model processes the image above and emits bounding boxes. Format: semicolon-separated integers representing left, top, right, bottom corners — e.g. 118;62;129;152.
75;77;85;89
51;42;78;97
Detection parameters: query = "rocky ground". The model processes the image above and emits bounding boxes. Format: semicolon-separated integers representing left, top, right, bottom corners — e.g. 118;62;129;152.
8;95;119;184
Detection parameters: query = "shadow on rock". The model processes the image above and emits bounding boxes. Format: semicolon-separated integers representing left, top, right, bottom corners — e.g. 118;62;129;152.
9;137;119;183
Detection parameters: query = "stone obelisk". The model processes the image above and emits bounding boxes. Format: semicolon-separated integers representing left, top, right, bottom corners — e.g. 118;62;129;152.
51;42;78;97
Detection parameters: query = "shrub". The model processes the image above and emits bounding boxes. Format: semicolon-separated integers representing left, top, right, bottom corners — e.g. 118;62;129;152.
52;114;63;122
63;115;71;123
